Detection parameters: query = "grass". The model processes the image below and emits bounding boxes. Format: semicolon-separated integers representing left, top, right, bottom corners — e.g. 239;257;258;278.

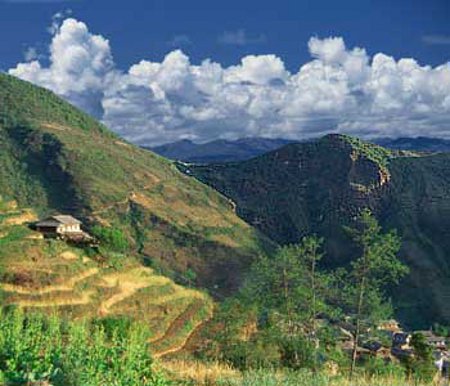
0;201;215;359
0;72;268;299
161;361;442;386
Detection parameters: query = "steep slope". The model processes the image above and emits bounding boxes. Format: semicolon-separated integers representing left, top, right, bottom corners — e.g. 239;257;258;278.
150;137;295;163
0;73;268;294
0;197;213;357
185;134;450;327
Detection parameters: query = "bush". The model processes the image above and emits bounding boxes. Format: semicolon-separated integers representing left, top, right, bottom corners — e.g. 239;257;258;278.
363;356;405;378
92;225;129;253
0;308;168;385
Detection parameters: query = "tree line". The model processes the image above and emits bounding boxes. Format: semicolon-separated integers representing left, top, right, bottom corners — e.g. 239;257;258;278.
199;210;439;382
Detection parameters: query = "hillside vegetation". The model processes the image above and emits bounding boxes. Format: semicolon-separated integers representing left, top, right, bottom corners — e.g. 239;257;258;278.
0;73;268;294
185;134;450;327
0;198;213;359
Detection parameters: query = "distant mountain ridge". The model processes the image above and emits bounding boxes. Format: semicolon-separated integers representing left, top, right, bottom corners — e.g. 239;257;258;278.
150;136;450;164
149;137;296;163
375;137;450;152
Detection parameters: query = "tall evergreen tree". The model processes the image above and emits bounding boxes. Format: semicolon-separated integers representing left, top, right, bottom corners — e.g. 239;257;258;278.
345;209;409;378
243;236;330;369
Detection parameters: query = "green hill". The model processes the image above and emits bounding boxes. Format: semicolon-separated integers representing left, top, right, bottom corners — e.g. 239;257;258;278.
0;72;269;296
184;134;450;327
0;197;214;358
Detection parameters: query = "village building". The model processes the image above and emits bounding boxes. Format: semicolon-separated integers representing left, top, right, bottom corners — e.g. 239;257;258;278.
378;319;401;333
416;330;448;350
35;215;92;242
392;332;412;349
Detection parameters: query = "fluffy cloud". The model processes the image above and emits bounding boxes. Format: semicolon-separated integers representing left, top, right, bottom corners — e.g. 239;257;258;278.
10;18;114;117
8;19;450;145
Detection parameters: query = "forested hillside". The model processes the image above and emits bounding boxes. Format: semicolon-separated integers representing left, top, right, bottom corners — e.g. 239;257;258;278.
185;134;450;327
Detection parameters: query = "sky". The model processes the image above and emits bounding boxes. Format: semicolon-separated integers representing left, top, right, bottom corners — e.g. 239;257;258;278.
1;0;449;145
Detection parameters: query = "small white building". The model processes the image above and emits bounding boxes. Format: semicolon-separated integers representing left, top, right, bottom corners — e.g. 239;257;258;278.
36;215;82;235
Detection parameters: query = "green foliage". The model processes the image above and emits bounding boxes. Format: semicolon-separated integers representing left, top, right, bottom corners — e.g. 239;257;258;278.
0;308;168;385
362;357;405;378
185;268;197;287
342;210;408;376
186;134;450;327
0;225;30;249
243;237;331;325
207;238;345;372
214;368;432;386
339;210;409;323
401;333;437;383
92;225;129;253
0;73;111;135
0;73;267;298
337;134;392;170
433;323;450;337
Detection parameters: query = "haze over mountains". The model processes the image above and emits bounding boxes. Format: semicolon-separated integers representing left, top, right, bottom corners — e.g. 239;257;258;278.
152;136;450;163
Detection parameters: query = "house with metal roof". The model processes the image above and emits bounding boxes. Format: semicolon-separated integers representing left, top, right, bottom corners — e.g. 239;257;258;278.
35;215;94;243
36;215;82;235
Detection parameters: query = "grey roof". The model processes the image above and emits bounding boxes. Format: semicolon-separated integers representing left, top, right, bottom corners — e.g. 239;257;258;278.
37;215;81;227
427;336;447;343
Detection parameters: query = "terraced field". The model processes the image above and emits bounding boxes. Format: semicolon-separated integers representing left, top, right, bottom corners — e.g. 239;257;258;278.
0;198;214;358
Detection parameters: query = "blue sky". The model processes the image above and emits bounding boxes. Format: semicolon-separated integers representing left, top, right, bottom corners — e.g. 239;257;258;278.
1;0;449;70
1;0;450;144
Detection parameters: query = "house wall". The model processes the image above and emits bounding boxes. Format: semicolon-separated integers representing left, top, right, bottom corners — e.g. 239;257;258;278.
36;226;58;234
58;224;81;233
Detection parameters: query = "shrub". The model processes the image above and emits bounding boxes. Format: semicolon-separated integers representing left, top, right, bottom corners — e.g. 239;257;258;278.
91;225;129;253
0;308;168;385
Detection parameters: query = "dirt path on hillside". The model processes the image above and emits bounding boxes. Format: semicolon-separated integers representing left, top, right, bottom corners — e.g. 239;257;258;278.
97;268;171;315
0;268;99;295
91;195;131;216
151;300;213;358
98;280;156;315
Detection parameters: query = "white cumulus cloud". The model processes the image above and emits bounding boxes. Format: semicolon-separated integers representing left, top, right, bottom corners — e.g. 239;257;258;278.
10;18;114;117
8;18;450;145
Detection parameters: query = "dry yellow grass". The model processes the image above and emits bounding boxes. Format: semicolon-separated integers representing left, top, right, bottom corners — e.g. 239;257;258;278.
0;268;99;295
153;317;210;358
98;267;172;314
209;233;240;248
5;200;18;211
131;192;242;228
2;209;37;225
147;286;207;307
160;362;442;386
25;232;44;240
0;209;214;357
160;360;240;385
60;251;79;261
16;290;96;308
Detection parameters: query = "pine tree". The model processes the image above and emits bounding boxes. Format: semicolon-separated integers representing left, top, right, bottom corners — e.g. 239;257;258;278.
346;209;409;379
